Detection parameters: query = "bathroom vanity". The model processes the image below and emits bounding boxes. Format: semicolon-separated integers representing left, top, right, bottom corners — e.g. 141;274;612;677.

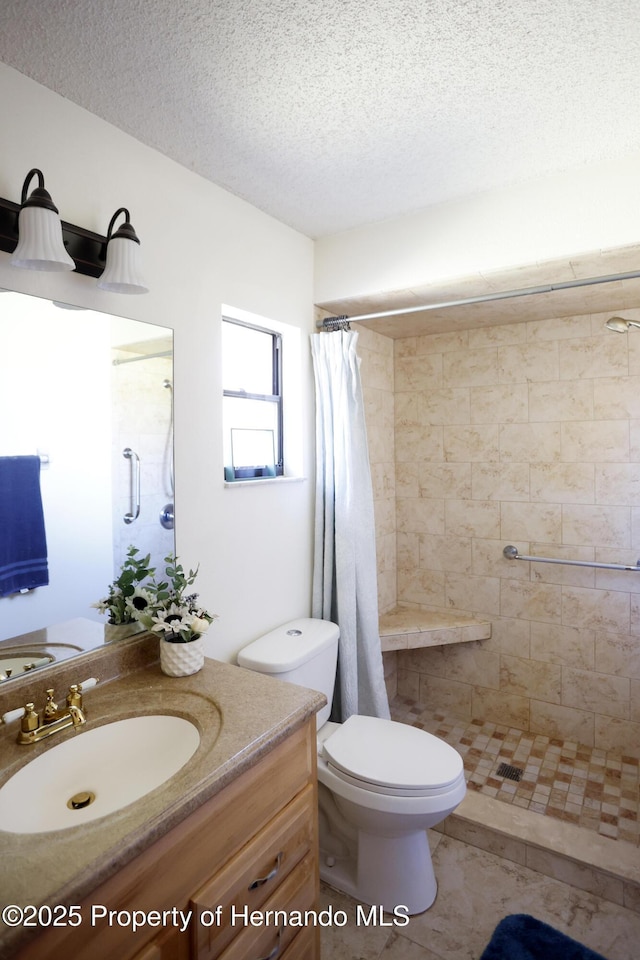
0;634;325;960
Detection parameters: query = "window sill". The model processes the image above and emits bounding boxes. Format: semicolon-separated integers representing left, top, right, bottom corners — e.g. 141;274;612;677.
224;476;307;488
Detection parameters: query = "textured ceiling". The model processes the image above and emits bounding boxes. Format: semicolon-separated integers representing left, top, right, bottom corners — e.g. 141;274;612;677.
2;0;640;239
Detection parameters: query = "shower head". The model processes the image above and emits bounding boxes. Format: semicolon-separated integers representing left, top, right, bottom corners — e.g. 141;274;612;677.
604;316;640;333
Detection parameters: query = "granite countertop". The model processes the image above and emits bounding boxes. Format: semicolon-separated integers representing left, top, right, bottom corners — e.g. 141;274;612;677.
0;643;324;957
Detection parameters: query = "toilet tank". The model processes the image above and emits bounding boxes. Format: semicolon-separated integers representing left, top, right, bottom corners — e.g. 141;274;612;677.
237;618;339;728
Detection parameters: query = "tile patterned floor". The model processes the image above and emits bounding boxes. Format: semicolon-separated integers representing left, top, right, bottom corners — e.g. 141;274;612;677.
390;695;640;846
320;833;640;960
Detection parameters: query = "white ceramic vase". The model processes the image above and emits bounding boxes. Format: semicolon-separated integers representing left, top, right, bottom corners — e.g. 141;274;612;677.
159;635;205;677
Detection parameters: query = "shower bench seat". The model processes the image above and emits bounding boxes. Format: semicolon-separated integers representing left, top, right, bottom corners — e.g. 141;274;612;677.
379;606;491;651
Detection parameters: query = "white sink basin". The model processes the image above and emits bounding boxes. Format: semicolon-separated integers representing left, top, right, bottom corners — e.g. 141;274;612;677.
0;715;200;833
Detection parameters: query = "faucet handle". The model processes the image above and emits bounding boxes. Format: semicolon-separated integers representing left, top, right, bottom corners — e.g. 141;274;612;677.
43;689;58;723
20;703;39;734
2;706;26;725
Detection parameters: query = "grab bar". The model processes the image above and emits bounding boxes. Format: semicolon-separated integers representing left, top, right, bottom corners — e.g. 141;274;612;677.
503;544;640;572
123;447;140;525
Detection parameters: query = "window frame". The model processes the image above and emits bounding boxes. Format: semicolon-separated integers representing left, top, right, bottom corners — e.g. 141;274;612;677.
222;316;284;480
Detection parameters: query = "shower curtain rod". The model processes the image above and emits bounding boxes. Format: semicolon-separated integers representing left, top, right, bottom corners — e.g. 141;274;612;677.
316;268;640;327
112;350;172;366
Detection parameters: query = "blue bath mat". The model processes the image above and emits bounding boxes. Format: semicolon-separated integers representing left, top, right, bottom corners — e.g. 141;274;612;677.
480;914;608;960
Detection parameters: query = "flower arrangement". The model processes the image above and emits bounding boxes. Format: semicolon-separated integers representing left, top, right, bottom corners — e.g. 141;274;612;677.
92;546;156;625
140;554;217;643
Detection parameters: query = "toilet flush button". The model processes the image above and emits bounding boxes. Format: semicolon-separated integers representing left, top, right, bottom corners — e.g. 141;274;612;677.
286;629;302;636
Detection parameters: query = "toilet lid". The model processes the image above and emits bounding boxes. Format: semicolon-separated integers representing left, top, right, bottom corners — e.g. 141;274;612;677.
322;715;463;792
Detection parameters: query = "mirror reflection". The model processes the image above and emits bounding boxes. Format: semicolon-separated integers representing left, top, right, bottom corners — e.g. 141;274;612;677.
0;290;174;679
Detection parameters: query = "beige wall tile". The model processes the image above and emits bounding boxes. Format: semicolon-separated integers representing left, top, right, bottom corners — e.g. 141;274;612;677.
445;499;501;539
468;323;527;349
398;566;446;607
500;422;562;462
528;380;593;422
562;585;630;633
595;463;640;506
500;655;562;703
562;503;631;548
397;497;445;535
562;667;630;719
501;501;562;542
488;617;531;657
418;674;472;720
530;700;595;746
595;715;640;758
395;352;443;391
500;578;562;623
498;342;559;383
530;462;595;503
469;383;528;424
419;462;472;499
527;314;592;341
421;387;471;424
445;573;501;617
472;463;530;501
530;622;595;670
444;424;500;462
418;534;473;575
397;667;420;700
561;420;629;462
558;335;629;380
595;631;640;679
471;686;530;728
594;375;640;420
442;347;499;387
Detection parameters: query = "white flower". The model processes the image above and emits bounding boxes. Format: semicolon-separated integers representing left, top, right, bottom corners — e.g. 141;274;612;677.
126;586;155;620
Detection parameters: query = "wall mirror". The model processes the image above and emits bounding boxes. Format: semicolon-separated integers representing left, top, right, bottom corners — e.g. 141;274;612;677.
0;289;174;680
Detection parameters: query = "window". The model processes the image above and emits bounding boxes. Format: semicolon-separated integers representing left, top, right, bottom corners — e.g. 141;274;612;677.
222;317;283;480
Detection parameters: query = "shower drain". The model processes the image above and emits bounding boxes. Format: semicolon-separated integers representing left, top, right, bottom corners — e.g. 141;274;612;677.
496;762;524;782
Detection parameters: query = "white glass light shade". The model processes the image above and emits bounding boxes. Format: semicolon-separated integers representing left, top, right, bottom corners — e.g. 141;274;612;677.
97;236;148;294
10;206;75;272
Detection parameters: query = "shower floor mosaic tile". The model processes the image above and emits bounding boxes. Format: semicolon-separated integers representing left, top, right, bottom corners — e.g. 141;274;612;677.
390;695;640;846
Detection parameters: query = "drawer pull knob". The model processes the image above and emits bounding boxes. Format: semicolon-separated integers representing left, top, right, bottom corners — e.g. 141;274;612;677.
249;852;283;890
256;928;282;960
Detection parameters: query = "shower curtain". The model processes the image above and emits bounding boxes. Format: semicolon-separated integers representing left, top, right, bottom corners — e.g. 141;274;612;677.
310;329;390;722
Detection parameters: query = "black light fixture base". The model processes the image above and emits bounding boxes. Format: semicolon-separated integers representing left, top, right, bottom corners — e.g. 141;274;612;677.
0;196;108;278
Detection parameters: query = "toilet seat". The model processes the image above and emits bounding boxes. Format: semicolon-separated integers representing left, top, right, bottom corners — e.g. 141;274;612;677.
321;715;464;798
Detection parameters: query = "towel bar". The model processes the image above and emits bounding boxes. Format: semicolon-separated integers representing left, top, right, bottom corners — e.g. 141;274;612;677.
503;545;640;572
123;447;140;524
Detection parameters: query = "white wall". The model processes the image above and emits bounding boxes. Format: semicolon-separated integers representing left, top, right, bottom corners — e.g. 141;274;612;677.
314;154;640;303
0;63;316;662
0;295;113;640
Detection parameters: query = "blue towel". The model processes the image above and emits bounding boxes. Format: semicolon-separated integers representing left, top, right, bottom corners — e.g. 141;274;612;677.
0;456;49;597
480;914;608;960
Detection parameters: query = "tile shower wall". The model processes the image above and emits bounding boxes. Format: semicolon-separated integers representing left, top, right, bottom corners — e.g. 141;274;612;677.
356;326;397;616
359;309;640;758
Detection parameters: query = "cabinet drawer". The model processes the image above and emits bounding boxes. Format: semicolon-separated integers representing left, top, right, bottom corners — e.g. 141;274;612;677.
280;925;317;960
191;785;315;959
213;853;316;960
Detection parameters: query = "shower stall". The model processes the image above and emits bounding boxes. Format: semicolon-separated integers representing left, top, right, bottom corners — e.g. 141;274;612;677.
111;341;174;576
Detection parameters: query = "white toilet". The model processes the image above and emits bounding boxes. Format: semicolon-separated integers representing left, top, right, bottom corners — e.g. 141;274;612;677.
237;618;466;914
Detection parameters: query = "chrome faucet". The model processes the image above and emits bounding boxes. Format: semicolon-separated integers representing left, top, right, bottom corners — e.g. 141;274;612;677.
2;678;98;745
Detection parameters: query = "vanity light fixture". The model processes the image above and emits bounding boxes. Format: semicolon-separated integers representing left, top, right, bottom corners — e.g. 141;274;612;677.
9;169;75;272
0;169;149;294
97;208;148;294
